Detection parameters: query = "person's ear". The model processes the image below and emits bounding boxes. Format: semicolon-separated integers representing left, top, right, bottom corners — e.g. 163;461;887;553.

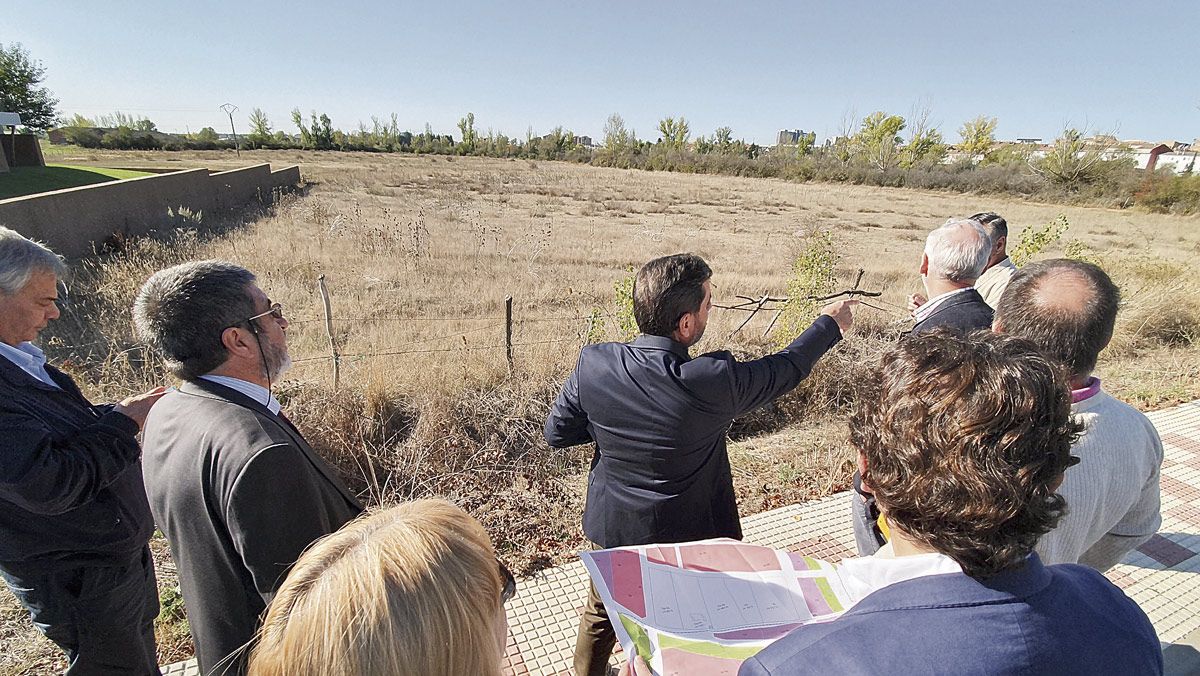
676;312;694;341
220;326;257;358
919;253;929;276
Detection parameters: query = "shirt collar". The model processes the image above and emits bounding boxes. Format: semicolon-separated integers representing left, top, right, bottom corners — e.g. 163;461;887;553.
631;334;691;359
0;341;60;389
197;374;281;414
836;547;963;605
913;287;974;323
1071;376;1102;404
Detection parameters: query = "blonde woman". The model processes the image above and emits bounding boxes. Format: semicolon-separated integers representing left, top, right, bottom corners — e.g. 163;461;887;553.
248;499;515;676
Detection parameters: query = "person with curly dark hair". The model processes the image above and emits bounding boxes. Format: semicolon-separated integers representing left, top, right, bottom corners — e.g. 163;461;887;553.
740;331;1162;676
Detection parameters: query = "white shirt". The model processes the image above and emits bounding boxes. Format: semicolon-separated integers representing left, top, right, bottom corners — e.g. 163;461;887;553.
0;341;61;389
837;545;963;606
913;287;975;324
197;375;281;415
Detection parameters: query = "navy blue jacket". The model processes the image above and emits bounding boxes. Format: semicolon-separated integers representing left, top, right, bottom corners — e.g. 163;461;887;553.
545;316;842;548
912;288;994;335
0;355;152;570
739;554;1162;676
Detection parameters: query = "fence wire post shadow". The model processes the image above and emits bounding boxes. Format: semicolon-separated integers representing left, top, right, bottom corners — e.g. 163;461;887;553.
317;274;340;389
505;296;514;372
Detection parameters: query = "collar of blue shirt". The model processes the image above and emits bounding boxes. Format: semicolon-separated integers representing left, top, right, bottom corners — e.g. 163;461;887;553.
0;341;61;389
196;374;281;415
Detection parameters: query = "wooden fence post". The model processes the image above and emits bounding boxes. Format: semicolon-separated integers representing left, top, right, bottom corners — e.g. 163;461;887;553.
317;275;340;389
505;296;514;372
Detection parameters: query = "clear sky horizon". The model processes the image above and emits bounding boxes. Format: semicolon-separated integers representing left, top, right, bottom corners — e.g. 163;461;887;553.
12;0;1198;146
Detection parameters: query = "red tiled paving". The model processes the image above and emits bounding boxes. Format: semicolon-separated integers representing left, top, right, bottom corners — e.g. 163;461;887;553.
1162;474;1200;502
792;536;857;563
1161;432;1200;454
1137;534;1200;568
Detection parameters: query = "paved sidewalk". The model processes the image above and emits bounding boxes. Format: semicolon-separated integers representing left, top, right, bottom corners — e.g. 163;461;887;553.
162;400;1200;675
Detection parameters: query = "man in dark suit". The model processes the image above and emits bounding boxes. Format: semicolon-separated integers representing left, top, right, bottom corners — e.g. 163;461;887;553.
133;261;363;675
739;332;1161;676
904;217;994;335
0;226;166;675
850;218;996;554
544;253;856;676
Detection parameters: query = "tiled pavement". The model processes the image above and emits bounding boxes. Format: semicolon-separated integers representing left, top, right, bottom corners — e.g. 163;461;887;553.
162;400;1200;675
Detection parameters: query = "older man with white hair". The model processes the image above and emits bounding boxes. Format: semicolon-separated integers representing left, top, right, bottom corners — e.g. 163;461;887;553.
851;218;996;556
905;217;995;334
0;226;165;674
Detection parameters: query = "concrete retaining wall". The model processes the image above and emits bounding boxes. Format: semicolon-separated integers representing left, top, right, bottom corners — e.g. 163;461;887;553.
0;162;301;259
211;163;271;210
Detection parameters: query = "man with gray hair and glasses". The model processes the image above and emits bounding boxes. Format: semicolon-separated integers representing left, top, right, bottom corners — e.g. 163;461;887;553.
134;260;362;675
903;217;995;335
0;226;166;674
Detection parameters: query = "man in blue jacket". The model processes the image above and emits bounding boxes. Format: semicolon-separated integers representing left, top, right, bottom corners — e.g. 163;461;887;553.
545;253;856;676
0;226;165;674
739;332;1161;676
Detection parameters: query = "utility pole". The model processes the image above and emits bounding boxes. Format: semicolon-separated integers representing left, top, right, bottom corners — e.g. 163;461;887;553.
220;103;240;157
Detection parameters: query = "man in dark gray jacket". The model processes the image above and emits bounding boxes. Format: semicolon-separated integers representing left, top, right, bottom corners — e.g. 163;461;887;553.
134;261;363;675
545;253;856;676
0;226;165;675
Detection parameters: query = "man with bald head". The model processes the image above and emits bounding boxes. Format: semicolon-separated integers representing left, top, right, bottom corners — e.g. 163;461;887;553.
905;217;995;334
994;258;1162;570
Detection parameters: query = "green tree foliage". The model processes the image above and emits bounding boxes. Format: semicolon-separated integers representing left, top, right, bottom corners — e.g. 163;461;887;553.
1033;128;1131;187
957;116;998;164
62;113;95;128
776;230;839;347
247;108;272;147
900;128;946;168
853;111;906;170
657;116;690;151
598;113;636;167
1010;214;1070;266
457;112;478;153
714;126;734;154
0;42;58;131
291;108;313;148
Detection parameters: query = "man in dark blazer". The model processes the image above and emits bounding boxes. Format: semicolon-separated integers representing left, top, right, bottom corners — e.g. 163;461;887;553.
739;332;1161;676
134;261;363;675
545;253;856;676
850;218;995;555
0;227;166;675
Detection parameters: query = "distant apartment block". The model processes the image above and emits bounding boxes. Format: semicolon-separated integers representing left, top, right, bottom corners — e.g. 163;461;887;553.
776;129;816;146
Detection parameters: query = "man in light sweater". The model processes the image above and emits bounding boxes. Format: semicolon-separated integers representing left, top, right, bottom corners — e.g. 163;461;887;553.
994;258;1162;570
969;211;1018;308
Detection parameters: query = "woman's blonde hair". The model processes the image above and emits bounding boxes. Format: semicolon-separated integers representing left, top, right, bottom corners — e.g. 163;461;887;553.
248;499;505;676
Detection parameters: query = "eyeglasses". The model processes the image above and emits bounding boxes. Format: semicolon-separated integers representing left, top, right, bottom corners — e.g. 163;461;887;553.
246;302;285;323
498;559;517;604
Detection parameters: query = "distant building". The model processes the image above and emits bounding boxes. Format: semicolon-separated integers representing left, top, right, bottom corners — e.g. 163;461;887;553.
776;129;815;146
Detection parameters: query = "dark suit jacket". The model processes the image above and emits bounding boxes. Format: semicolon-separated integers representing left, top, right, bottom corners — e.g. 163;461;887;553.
141;379;363;675
738;554;1162;676
911;288;994;335
0;357;151;569
544;316;841;548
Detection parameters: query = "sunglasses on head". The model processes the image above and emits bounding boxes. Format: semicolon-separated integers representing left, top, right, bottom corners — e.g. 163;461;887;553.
498;559;517;604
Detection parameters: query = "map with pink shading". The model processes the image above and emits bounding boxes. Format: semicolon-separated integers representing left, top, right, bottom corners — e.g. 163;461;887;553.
582;539;852;676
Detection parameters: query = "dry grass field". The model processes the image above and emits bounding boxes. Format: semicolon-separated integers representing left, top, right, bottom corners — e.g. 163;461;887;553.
3;148;1198;672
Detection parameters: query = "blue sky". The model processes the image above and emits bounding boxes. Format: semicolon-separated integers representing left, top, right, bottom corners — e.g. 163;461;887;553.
13;0;1198;145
